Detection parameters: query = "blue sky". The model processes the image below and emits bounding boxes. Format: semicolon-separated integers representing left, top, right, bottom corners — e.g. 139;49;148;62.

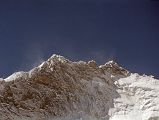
0;0;159;78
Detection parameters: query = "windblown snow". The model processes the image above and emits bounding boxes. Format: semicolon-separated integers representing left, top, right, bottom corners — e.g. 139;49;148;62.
0;54;159;120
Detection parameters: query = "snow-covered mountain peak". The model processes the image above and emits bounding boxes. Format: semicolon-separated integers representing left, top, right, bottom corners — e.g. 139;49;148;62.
100;60;130;77
49;54;70;63
38;54;71;69
105;60;117;65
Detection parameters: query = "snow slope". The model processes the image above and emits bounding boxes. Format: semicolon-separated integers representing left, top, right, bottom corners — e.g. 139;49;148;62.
109;74;159;120
0;54;159;120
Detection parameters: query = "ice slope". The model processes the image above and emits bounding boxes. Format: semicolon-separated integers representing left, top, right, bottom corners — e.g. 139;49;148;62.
0;54;159;120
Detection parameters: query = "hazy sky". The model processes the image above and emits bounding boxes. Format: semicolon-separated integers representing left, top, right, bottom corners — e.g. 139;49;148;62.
0;0;159;78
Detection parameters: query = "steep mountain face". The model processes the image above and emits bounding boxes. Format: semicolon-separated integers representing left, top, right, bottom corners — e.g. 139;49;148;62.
0;54;158;120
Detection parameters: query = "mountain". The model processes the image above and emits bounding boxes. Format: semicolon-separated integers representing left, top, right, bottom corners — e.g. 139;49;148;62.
0;54;158;120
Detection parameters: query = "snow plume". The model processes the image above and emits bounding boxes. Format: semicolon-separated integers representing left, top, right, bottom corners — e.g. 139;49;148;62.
90;50;116;64
21;43;45;70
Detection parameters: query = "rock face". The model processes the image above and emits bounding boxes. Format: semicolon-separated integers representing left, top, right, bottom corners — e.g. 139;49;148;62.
0;54;158;120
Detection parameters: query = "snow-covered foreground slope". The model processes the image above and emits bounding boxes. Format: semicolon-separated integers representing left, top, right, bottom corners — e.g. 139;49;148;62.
0;54;159;120
109;74;159;120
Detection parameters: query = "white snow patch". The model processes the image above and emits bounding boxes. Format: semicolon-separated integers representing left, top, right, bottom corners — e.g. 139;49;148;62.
109;73;159;120
4;71;27;82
